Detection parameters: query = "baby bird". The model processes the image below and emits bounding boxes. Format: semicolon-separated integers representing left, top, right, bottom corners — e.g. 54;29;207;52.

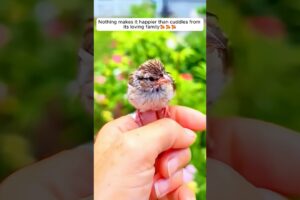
127;59;175;125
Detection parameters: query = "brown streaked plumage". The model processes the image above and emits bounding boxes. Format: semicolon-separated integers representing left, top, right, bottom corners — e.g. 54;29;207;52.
127;59;175;114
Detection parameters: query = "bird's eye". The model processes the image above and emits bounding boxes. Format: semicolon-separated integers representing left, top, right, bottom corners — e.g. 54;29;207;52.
149;77;154;81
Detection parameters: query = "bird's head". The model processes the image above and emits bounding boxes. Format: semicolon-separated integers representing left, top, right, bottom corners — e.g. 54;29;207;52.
129;59;175;93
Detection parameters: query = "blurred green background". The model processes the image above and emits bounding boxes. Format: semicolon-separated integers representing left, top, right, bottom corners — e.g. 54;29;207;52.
0;0;92;180
94;2;206;199
209;0;300;133
208;1;300;199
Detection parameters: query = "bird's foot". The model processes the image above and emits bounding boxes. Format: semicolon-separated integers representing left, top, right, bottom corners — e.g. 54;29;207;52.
156;106;171;119
133;107;171;127
162;106;171;118
134;110;144;126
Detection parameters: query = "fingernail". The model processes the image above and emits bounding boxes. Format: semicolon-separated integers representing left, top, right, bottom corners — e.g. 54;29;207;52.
184;128;196;139
167;158;178;176
154;179;169;198
186;164;197;174
183;168;194;183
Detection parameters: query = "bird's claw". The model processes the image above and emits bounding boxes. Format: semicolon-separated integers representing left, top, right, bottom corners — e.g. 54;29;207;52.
134;107;171;127
134;110;144;126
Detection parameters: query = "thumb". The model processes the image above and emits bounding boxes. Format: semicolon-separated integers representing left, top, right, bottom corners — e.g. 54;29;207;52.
97;114;139;137
95;114;139;152
126;118;197;157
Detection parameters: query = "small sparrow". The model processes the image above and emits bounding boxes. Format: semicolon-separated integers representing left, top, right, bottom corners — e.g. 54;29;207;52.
127;59;175;125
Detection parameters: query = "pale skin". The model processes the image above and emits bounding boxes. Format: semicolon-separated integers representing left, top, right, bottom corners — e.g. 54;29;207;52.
1;108;300;199
206;24;298;199
94;106;206;200
0;145;93;200
208;117;300;199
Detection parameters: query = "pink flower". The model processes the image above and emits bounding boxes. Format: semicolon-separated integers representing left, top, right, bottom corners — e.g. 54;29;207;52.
94;75;106;84
44;20;66;38
117;74;124;81
94;93;106;104
112;55;122;63
113;69;124;81
246;16;286;38
180;73;193;81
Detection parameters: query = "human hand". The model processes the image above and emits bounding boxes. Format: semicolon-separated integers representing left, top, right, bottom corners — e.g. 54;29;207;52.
94;106;206;200
208;117;300;198
0;145;93;200
207;158;288;200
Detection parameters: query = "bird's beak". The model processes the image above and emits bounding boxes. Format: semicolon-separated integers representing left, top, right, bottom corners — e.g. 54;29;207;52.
157;77;170;85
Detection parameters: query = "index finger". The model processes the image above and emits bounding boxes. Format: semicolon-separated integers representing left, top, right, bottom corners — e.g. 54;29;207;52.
97;105;206;140
138;106;206;131
169;105;206;131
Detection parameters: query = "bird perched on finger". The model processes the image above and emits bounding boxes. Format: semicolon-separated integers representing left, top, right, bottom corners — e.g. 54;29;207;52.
127;59;176;126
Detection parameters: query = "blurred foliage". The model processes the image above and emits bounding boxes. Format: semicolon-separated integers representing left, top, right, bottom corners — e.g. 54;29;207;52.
209;1;300;133
0;0;92;180
130;1;156;18
94;32;206;113
218;0;300;43
198;6;207;15
94;30;206;127
94;12;206;199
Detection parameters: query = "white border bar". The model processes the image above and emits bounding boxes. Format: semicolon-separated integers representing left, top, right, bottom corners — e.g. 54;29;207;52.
96;18;204;31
